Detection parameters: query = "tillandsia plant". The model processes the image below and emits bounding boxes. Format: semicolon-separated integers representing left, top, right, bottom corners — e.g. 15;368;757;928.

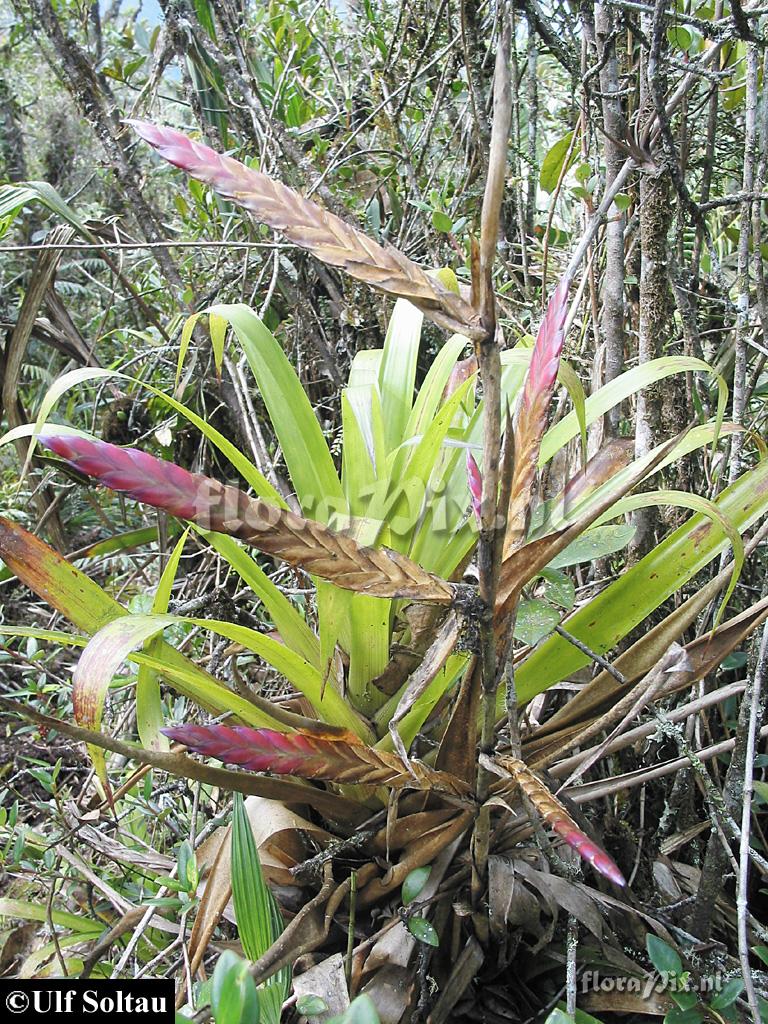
2;20;768;1020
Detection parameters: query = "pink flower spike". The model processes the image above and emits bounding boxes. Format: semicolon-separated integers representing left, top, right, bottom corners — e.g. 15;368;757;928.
551;819;626;887
127;120;248;202
162;724;312;775
39;433;208;521
161;722;412;791
501;275;571;560
523;275;570;412
466;450;483;525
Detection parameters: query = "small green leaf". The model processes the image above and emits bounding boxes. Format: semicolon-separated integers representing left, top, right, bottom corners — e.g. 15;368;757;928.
430;267;460;294
647;934;683;977
402;866;431;905
753;945;768;966
540;131;576;192
407;916;439;946
211;951;260;1024
366;197;382;235
538;568;576;610
327;995;381;1024
613;192;632;211
663;1009;704;1024
722;651;747;670
574;162;592;183
431;210;453;233
297;995;329;1015
548;525;636;569
514;599;561;647
710;978;744;1009
177;840;198;892
672;990;698;1009
667;25;693;52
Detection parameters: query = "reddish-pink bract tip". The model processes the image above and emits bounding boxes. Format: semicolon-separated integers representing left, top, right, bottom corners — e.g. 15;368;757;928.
552;819;626;887
466;450;483;525
39;433;206;521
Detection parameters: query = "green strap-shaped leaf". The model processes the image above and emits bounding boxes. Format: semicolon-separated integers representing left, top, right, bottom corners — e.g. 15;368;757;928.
211;303;346;522
378;298;424;453
0;180;96;241
595;489;744;625
343;385;386;497
405;333;471;441
75;613;370;740
136;531;190;754
0;899;102;936
512;457;768;706
199;527;320;667
540;356;728;465
387;376;477;554
175;309;228;385
0;518;290;750
535;422;739;537
2;366;284;504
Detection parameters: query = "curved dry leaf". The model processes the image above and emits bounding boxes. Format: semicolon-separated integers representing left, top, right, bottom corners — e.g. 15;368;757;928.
357;812;472;907
359;965;415;1024
511;859;605;939
292;953;349;1023
526;593;768;762
487;856;543;940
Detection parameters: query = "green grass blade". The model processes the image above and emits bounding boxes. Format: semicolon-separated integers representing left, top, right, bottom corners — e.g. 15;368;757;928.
231;793;290;1024
0;626;87;647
